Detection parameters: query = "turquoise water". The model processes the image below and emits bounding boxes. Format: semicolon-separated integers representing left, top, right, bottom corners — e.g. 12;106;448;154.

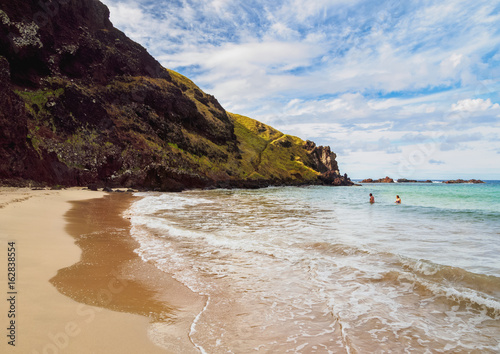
129;181;500;353
357;180;500;214
302;181;500;276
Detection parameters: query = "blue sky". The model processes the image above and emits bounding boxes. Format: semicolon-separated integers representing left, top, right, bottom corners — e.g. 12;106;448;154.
101;0;500;179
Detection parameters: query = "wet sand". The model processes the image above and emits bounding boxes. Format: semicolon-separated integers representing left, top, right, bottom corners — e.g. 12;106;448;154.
0;188;204;353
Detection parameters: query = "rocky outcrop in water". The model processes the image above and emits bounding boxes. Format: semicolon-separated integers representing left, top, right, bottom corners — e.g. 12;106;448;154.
443;179;485;184
361;176;394;183
397;179;432;183
0;0;352;190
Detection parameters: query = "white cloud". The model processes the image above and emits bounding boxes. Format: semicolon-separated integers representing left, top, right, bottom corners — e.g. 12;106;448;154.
451;98;500;112
440;53;463;77
210;0;234;17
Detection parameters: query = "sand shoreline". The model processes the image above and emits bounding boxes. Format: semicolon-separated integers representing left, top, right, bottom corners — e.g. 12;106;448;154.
0;188;203;353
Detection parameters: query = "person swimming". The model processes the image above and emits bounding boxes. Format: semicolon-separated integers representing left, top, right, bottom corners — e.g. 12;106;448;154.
369;193;375;203
395;195;401;204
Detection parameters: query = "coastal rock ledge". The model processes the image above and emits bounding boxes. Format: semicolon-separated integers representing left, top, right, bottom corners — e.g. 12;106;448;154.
397;179;433;183
444;179;485;184
0;0;353;190
361;176;394;183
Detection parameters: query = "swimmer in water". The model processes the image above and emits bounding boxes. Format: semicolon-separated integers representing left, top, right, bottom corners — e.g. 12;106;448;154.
395;195;401;204
369;193;375;204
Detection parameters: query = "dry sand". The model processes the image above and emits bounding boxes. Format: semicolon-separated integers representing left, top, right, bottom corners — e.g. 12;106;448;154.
0;188;204;353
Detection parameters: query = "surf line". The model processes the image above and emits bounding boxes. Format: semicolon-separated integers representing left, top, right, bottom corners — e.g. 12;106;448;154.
189;294;211;354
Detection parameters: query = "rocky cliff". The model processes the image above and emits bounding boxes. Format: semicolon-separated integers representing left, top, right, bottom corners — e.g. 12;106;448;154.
0;0;352;190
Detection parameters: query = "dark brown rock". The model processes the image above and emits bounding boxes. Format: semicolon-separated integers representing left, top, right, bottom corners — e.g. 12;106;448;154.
362;177;394;183
318;171;353;186
444;179;485;184
397;179;433;183
304;141;339;173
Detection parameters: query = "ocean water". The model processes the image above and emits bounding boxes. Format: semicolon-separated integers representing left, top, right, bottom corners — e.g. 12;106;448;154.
127;181;500;353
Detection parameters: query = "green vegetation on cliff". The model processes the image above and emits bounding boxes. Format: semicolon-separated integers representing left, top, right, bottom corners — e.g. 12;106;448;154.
230;113;319;182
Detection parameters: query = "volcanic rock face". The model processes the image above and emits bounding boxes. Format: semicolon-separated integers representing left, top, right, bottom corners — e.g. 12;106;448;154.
304;141;339;173
0;0;352;189
0;0;168;86
0;56;40;182
303;141;351;186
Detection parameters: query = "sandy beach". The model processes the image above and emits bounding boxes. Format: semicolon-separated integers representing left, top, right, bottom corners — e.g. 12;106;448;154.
0;188;204;353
